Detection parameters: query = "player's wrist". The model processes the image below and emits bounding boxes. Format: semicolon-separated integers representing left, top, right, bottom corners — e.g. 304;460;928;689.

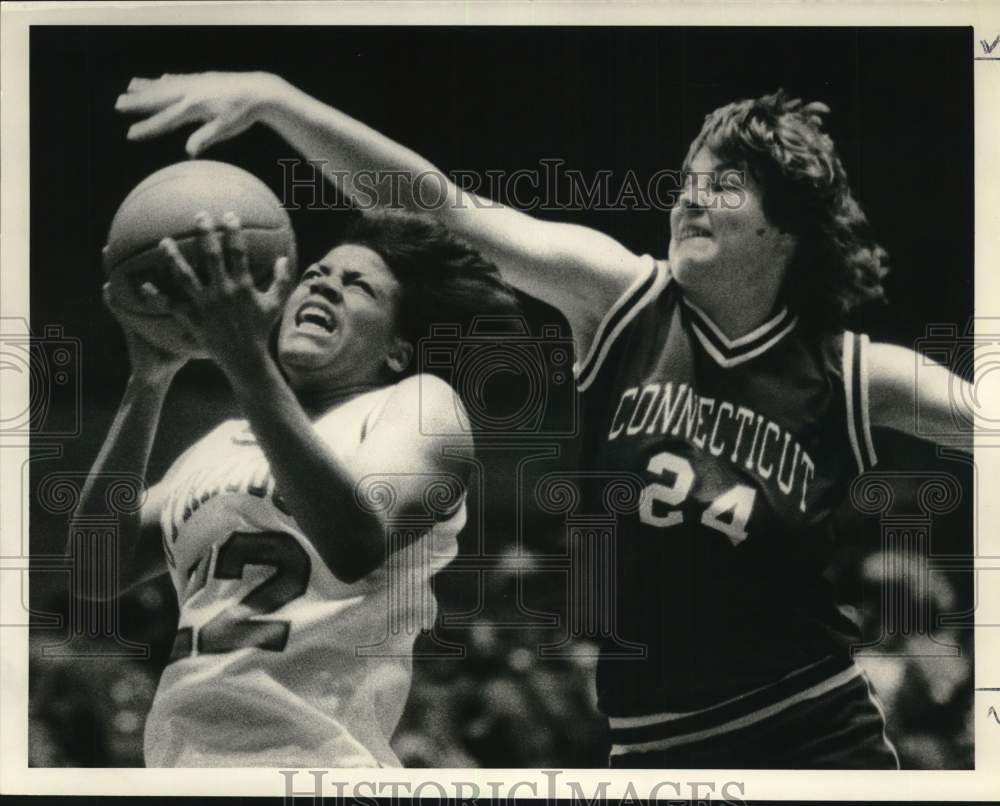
217;339;279;389
253;73;299;128
125;368;177;395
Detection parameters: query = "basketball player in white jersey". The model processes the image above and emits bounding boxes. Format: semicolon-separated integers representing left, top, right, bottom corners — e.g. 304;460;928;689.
74;208;519;767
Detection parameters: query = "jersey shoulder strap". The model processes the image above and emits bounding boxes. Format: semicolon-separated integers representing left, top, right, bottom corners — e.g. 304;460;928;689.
839;330;878;474
575;256;671;392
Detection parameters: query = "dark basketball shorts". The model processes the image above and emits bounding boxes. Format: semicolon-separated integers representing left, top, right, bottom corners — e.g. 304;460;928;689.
608;663;900;770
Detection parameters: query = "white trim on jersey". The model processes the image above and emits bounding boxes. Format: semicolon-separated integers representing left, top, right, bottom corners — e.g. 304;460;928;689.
843;331;878;474
858;333;878;468
843;331;863;472
608;663;862;756
683;297;791;349
688;314;800;369
575;258;669;393
860;669;902;770
681;296;799;368
574;258;658;381
608;658;828;729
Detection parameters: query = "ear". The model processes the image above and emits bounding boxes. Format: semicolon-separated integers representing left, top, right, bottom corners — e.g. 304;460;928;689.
385;336;414;375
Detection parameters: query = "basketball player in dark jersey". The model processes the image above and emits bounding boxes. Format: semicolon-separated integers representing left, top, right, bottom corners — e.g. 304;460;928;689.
117;74;974;768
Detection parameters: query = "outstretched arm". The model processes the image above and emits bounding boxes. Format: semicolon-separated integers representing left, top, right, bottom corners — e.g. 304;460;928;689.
116;72;649;362
868;341;974;453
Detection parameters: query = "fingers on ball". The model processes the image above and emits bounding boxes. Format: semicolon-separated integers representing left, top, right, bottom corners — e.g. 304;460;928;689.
193;211;230;286
222;212;252;283
159;237;200;292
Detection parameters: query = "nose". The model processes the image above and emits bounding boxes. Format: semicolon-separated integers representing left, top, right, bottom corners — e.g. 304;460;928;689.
678;182;707;212
672;183;700;228
676;178;692;210
674;192;691;221
307;270;343;303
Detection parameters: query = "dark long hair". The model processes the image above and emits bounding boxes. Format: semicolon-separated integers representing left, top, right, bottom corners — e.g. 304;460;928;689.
339;209;522;374
683;89;889;331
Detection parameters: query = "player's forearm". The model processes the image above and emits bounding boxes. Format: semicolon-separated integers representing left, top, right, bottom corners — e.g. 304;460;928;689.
73;375;171;587
260;80;463;219
224;357;387;583
75;376;170;522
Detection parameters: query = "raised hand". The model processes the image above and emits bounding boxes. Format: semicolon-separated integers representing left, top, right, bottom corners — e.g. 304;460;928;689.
159;211;294;379
115;72;290;156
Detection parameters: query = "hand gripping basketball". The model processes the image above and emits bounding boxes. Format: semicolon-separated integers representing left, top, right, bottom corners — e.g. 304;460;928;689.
159;211;294;376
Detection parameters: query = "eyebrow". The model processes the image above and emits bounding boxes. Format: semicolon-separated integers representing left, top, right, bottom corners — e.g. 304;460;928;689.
345;269;378;288
713;160;744;174
686;161;744;179
312;262;367;279
310;257;388;296
345;268;384;297
682;160;744;180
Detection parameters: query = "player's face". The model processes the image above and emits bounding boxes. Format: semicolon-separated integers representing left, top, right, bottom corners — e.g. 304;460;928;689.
668;148;793;296
277;244;406;391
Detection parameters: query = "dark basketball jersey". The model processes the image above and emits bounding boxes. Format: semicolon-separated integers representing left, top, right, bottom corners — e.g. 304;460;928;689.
575;257;887;761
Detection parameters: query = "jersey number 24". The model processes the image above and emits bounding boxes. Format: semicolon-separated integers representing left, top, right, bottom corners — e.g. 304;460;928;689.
639;450;757;545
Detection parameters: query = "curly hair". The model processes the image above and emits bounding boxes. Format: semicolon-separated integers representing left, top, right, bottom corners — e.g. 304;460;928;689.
339;209;522;368
682;89;889;331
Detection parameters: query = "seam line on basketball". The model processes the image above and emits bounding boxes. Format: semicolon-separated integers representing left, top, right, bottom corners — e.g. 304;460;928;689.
106;225;289;269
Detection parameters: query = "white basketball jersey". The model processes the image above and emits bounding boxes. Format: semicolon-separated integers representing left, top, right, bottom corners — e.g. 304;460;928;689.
143;384;463;767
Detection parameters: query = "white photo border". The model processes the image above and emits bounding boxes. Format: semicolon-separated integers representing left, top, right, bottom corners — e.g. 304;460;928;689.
2;1;999;800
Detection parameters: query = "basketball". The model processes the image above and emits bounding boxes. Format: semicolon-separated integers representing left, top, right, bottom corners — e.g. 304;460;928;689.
104;160;297;357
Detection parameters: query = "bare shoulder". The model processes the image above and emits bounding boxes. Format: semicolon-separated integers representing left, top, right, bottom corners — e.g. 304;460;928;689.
868;341;917;371
867;342;919;398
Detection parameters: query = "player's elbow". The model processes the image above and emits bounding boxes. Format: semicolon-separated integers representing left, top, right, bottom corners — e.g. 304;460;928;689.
310;515;388;585
328;560;373;586
324;546;383;586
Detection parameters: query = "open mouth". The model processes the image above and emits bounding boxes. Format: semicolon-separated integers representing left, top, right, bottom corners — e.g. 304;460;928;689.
295;301;337;333
679;223;712;241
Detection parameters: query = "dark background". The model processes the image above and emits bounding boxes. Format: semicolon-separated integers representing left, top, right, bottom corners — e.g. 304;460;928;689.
27;26;974;768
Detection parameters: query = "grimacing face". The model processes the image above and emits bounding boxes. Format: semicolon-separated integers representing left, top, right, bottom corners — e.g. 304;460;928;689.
668;148;794;298
277;244;409;391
